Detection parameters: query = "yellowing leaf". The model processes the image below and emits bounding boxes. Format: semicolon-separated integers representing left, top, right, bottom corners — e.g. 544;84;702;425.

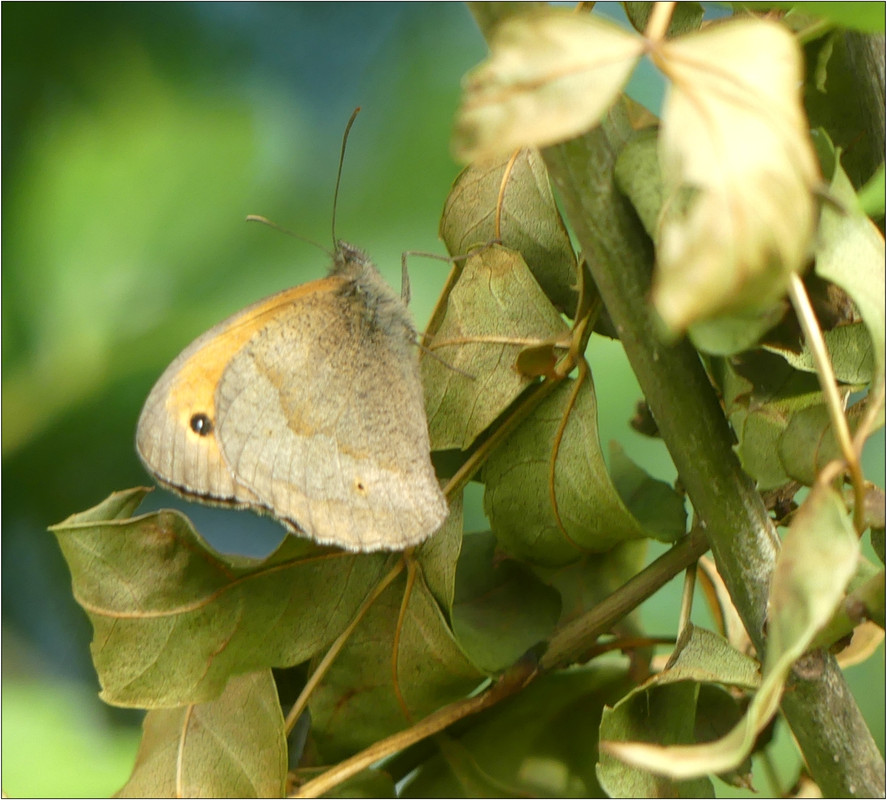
602;482;859;779
652;19;819;333
454;10;645;161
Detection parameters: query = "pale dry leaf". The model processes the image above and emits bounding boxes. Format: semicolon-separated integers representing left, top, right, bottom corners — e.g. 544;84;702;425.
652;18;819;333
454;9;645;162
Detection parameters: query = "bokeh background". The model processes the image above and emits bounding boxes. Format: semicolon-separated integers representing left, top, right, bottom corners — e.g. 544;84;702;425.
2;4;883;797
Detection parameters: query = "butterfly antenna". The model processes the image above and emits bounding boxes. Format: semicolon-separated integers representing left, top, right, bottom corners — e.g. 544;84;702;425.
245;215;332;258
331;107;361;250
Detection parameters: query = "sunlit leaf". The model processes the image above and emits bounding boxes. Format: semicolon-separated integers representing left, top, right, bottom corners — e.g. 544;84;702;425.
652;18;819;333
616;125;789;355
116;670;286;798
454;9;645;161
602;483;859;779
49;491;391;707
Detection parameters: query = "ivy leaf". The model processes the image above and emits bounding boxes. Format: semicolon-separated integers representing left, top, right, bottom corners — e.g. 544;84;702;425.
115;670;286;798
652;18;819;333
454;9;645;161
483;378;647;566
49;491;391;707
421;244;568;450
440;148;578;313
601;483;859;780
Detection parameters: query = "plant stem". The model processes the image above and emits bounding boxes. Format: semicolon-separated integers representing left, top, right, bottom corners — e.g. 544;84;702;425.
540;527;710;670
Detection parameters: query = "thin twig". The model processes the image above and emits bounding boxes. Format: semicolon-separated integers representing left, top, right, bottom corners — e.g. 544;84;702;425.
787;273;865;531
284;559;404;735
290;661;536;798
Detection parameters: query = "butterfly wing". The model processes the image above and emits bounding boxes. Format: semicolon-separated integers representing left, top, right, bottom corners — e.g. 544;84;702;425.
135;280;340;513
215;282;448;550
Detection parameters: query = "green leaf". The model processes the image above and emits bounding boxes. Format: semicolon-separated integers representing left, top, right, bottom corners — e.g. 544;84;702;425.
693;685;754;790
49;492;391;707
814;147;886;429
532;540;648;627
857;162;885;218
451;532;561;672
308;569;483;762
483;378;647;566
602;483;859;779
653;18;819;333
658;625;761;692
454;9;645;161
416;490;464;615
742;2;886;32
402;666;634;798
301;768;397;799
421;245;569;450
714;352;827;489
115;670;286;798
688;304;788;357
764;321;875;385
777;400;868;486
598;682;715;797
609;441;687;543
598;625;760;793
439;148;578;314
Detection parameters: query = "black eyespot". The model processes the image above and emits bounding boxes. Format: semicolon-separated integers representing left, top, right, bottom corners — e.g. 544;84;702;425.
190;413;214;436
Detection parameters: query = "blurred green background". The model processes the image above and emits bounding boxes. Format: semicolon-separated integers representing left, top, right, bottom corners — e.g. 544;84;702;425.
2;3;882;797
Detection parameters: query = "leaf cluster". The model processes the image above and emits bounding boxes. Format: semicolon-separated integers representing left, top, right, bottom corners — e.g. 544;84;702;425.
50;2;885;797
